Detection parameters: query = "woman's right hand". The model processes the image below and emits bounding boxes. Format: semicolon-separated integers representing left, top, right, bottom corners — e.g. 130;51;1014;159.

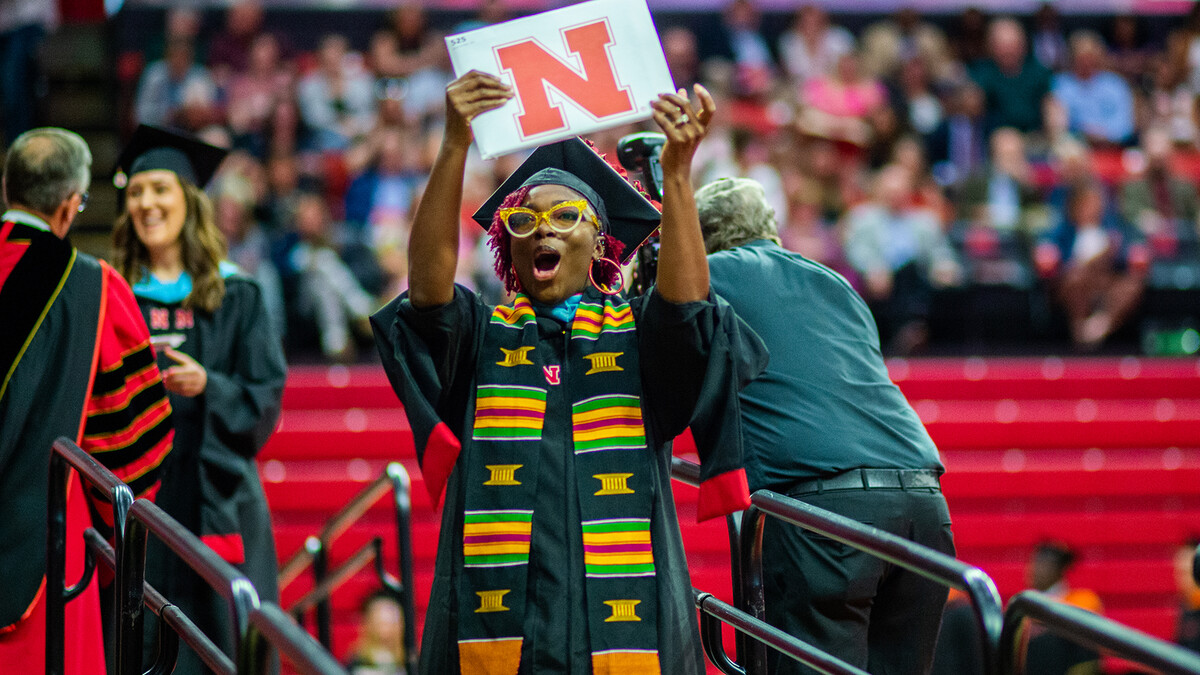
444;70;515;148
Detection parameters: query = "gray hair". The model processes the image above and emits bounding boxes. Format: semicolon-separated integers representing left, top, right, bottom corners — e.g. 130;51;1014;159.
694;177;781;254
2;127;92;215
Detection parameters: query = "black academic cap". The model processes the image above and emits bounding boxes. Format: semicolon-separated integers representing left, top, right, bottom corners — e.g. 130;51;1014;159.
472;137;661;265
114;124;228;188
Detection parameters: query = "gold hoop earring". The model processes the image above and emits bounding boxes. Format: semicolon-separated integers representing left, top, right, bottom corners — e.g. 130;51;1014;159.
588;256;624;296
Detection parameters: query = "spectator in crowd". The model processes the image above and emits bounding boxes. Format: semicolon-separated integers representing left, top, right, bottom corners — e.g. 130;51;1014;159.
0;0;57;144
799;51;888;148
346;589;408;675
1147;33;1198;147
1174;538;1200;654
843;163;962;353
951;7;990;64
1024;542;1104;675
1120;126;1200;247
777;5;854;87
1031;2;1068;71
927;82;988;187
662;25;703;91
1108;14;1153;87
374;7;452;124
859;7;946;80
1052;30;1136;147
280;192;376;363
697;176;954;675
134;37;220;131
716;0;775;97
345;127;424;241
1182;3;1200;94
212;170;287;338
969;18;1052;135
226;32;295;158
298;34;376;152
958;128;1044;237
1035;181;1149;349
0;127;173;675
208;0;265;89
894;56;946;144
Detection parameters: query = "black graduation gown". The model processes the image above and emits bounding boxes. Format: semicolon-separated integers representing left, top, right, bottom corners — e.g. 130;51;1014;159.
134;273;286;673
372;285;767;675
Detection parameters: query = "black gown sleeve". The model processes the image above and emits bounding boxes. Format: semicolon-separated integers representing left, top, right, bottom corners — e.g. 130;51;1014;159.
635;288;769;521
204;278;288;458
370;284;485;505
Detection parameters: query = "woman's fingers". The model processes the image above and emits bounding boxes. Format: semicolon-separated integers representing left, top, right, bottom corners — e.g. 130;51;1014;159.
694;83;716;126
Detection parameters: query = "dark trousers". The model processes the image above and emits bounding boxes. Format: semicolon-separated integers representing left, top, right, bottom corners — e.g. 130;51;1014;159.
762;487;955;675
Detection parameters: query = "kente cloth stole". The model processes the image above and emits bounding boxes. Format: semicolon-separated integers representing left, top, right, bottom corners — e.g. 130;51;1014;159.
458;289;662;675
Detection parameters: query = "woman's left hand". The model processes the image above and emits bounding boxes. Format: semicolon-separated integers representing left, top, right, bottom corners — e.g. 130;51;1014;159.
651;84;716;177
163;347;208;397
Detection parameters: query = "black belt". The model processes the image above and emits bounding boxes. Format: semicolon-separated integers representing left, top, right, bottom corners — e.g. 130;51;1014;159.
786;468;941;496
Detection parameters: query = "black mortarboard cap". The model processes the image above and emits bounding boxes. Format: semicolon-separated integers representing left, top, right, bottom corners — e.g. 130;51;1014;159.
472;137;660;265
114;124;228;188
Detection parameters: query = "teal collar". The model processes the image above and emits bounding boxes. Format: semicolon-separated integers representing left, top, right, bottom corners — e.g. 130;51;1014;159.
532;293;582;323
132;260;240;304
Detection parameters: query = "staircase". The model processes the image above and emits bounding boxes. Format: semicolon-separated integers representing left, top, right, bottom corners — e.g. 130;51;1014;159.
260;357;1200;663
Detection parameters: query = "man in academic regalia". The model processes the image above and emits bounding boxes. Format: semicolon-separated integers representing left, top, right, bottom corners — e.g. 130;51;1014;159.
0;127;174;674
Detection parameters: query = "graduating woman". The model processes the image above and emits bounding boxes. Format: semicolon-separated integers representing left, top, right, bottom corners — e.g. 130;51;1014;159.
111;125;287;673
372;71;766;674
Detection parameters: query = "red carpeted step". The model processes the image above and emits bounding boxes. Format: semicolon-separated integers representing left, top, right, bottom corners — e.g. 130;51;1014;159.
889;357;1200;401
949;510;1200;550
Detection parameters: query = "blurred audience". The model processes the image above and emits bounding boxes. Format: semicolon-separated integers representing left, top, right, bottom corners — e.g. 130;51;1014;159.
1023;542;1103;675
298;34;376;152
777;5;854;87
134;37;219;130
1175;539;1200;654
1036;181;1149;349
0;0;57;144
969;18;1052;136
1119;126;1200;255
1052;31;1136;146
346;589;407;675
843;164;962;353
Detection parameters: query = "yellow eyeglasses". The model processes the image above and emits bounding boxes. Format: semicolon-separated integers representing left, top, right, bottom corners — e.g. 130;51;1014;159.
497;199;600;238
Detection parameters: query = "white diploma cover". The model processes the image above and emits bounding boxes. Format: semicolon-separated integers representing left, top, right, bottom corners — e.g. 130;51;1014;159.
445;0;675;159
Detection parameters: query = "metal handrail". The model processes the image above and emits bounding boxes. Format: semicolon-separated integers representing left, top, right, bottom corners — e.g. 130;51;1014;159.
694;590;868;675
279;461;416;671
1000;591;1200;675
290;537;385;616
244;602;349;675
740;490;1004;675
47;437;136;675
83;528;234;675
669;458;1003;675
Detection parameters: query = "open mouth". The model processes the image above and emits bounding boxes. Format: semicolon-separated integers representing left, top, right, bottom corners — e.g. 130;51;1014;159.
532;247;562;282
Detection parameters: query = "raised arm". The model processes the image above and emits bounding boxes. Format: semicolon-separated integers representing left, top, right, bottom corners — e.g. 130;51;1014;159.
408;70;513;308
650;85;716;304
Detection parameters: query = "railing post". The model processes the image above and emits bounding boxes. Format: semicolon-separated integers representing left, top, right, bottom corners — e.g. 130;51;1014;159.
231;578;265;675
387;462;418;673
46;451;69;675
963;567;1005;675
116;514;150;675
738;505;768;675
307;537;332;649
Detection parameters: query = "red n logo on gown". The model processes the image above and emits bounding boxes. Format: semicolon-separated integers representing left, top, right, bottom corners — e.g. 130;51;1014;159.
496;20;635;139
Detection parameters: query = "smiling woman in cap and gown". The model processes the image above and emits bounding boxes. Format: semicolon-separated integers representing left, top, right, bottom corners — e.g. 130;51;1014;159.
110;124;287;673
371;71;767;674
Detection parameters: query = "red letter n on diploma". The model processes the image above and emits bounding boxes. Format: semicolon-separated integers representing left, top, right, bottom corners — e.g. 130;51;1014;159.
495;20;635;139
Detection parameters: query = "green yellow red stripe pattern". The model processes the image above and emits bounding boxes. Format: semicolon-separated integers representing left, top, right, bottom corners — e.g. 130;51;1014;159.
571;393;646;453
490;296;535;328
472;385;547;441
463;510;533;568
570;299;635;341
582;518;654;577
